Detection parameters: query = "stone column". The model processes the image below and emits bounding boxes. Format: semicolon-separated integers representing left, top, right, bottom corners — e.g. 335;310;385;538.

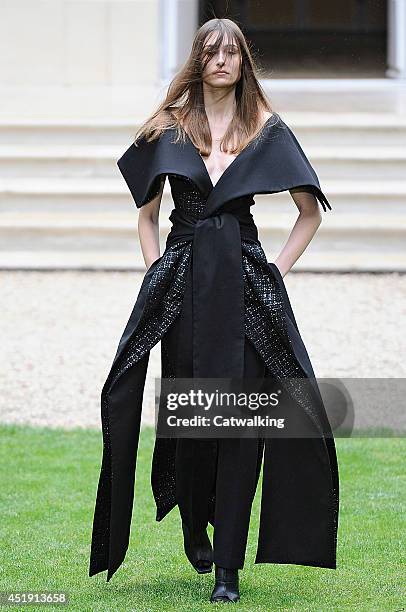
387;0;406;79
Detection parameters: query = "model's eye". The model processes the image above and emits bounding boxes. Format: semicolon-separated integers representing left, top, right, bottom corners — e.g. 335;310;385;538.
202;51;215;63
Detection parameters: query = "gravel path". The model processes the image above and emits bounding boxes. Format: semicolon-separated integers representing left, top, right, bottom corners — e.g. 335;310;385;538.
0;271;405;430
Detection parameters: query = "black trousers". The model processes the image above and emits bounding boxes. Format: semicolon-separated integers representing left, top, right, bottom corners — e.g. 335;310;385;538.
161;265;266;569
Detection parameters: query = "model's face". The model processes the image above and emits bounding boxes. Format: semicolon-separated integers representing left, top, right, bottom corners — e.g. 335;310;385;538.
201;33;242;87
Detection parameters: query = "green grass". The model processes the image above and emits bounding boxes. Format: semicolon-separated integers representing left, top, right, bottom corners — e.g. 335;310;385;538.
0;424;404;612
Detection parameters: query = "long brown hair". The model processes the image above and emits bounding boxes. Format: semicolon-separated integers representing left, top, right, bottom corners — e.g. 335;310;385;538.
133;18;277;157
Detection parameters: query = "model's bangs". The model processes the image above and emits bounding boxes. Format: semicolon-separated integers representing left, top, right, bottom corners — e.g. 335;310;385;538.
199;26;240;71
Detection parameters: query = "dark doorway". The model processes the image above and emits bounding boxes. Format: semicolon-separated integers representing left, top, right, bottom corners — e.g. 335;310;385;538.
199;1;387;78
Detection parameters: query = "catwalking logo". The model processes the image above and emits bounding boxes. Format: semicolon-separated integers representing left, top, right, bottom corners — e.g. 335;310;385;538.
166;413;286;429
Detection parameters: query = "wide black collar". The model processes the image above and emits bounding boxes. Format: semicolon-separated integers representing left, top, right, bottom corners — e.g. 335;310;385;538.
117;113;332;218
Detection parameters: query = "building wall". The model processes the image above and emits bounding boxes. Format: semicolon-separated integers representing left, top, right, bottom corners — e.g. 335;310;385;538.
0;0;404;119
0;0;162;118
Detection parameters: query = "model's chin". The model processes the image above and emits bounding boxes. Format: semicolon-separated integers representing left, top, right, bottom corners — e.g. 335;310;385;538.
205;77;235;87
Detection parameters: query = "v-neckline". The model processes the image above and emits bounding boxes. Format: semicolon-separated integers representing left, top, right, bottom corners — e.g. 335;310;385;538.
182;115;275;192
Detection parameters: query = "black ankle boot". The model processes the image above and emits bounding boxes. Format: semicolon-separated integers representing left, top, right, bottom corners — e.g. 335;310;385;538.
210;565;240;603
182;520;213;574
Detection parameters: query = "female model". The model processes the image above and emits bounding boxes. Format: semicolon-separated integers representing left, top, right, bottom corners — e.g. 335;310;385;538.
89;18;339;604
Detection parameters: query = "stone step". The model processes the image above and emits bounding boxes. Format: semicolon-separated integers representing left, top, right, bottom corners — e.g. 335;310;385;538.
2;177;406;212
1;113;406;147
0;111;404;272
1;210;405;231
0;119;134;145
0;212;404;271
279;112;406;147
1;145;406;181
0;249;404;272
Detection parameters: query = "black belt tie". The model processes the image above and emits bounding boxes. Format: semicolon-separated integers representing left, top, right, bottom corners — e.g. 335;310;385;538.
166;205;259;379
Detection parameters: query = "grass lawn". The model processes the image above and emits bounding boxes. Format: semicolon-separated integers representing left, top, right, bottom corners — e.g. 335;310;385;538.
0;424;404;611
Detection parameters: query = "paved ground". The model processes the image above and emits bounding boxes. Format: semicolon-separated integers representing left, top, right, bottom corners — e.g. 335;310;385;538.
0;271;405;431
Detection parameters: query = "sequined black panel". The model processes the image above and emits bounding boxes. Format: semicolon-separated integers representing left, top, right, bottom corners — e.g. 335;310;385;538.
168;174;207;218
108;240;192;392
242;240;323;426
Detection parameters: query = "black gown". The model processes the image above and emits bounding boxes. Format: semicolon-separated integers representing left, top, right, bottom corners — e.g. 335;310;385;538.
88;112;340;582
